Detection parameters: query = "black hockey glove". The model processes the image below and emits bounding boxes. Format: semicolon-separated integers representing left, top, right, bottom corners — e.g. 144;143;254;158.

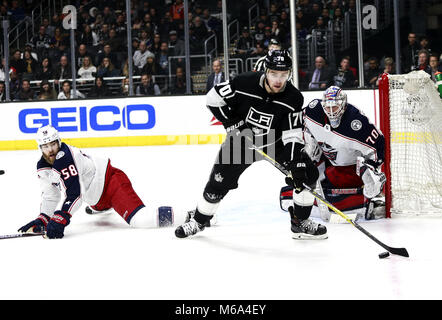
18;213;50;233
285;152;319;193
225;119;248;136
46;211;71;239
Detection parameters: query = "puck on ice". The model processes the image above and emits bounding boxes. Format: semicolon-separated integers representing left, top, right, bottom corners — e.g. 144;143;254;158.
0;170;4;175
379;252;390;259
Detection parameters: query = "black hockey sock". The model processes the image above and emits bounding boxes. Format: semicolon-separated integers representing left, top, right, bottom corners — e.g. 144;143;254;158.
289;204;313;222
194;208;213;225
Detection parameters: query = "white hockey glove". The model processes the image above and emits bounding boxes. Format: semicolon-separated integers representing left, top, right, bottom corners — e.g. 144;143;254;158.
357;157;386;199
303;130;323;163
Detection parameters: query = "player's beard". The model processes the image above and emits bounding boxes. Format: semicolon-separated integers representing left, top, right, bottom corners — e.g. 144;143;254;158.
42;147;59;165
43;152;57;165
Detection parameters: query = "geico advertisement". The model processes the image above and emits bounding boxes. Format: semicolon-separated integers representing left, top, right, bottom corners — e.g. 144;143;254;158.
1;96;225;141
0;90;378;145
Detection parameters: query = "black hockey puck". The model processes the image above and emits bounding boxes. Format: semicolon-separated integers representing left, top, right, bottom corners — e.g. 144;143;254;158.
379;252;390;259
0;170;4;175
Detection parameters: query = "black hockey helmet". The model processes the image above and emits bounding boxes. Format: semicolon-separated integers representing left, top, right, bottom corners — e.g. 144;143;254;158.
264;49;292;71
269;38;281;47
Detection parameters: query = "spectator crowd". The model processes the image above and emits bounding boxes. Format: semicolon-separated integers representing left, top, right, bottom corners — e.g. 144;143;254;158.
0;0;440;101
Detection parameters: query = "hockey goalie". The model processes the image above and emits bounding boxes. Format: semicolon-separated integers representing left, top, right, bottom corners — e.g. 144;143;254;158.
280;86;387;222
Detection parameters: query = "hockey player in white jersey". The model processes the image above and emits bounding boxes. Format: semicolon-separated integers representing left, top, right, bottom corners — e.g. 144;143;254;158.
18;125;183;239
280;86;386;220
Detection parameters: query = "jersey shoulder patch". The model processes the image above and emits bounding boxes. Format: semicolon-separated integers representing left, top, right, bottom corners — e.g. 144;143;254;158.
304;99;325;125
336;103;380;140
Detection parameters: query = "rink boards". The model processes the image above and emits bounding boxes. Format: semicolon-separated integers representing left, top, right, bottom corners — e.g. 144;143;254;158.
0;89;378;150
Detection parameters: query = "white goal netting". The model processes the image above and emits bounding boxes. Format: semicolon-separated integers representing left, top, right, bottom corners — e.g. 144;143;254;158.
387;70;442;214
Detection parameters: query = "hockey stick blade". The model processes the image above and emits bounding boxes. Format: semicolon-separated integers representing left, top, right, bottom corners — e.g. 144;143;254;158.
0;232;45;240
305;184;410;258
353;223;409;257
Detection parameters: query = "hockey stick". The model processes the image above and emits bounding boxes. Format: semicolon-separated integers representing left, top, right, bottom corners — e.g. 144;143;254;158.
0;232;46;240
249;141;409;258
300;184;409;257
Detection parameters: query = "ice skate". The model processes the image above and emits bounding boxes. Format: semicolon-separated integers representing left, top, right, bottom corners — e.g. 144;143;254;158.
185;210;216;227
291;217;328;240
364;195;386;220
175;218;206;238
85;206;112;215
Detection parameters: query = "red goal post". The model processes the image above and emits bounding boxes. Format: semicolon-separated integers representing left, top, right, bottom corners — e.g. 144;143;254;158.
378;70;442;218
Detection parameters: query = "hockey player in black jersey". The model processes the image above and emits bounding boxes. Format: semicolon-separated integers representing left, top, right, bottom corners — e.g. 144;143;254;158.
175;50;327;239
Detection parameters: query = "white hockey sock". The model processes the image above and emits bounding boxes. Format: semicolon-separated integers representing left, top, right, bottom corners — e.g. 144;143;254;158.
129;207;158;228
197;194;220;216
129;206;187;228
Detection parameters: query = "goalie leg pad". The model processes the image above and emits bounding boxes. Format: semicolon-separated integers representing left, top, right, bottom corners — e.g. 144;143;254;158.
361;169;387;199
280;186;293;211
280;185;368;212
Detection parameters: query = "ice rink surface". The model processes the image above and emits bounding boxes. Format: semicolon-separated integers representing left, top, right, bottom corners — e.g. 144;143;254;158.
1;144;441;300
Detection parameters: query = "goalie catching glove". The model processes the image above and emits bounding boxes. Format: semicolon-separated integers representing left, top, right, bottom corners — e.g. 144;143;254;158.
285;151;319;192
357;156;386;199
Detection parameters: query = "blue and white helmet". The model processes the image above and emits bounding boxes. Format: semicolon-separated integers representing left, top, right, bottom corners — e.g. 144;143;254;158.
322;86;347;128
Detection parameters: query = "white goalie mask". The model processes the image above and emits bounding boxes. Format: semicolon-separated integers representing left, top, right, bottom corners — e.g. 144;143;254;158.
322;86;347;128
36;125;61;148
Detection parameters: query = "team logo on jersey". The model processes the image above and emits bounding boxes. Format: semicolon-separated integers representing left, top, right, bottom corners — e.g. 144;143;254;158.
55;151;65;160
308;100;318;109
318;142;338;161
246;107;274;136
214;173;224;183
351;120;362;131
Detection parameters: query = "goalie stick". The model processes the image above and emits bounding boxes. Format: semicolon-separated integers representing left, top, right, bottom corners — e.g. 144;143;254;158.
248;140;409;258
0;232;46;240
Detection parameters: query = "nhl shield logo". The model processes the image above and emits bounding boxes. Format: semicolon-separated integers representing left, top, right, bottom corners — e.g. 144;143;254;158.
214;173;224;183
55;151;65;159
351;120;362;131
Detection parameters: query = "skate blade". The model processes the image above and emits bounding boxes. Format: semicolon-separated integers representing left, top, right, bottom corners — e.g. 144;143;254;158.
291;233;328;240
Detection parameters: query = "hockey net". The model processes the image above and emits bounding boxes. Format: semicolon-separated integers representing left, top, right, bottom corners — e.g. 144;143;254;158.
379;70;442;217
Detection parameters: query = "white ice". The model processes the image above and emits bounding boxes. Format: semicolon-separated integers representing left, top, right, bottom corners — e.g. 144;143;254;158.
0;144;441;300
